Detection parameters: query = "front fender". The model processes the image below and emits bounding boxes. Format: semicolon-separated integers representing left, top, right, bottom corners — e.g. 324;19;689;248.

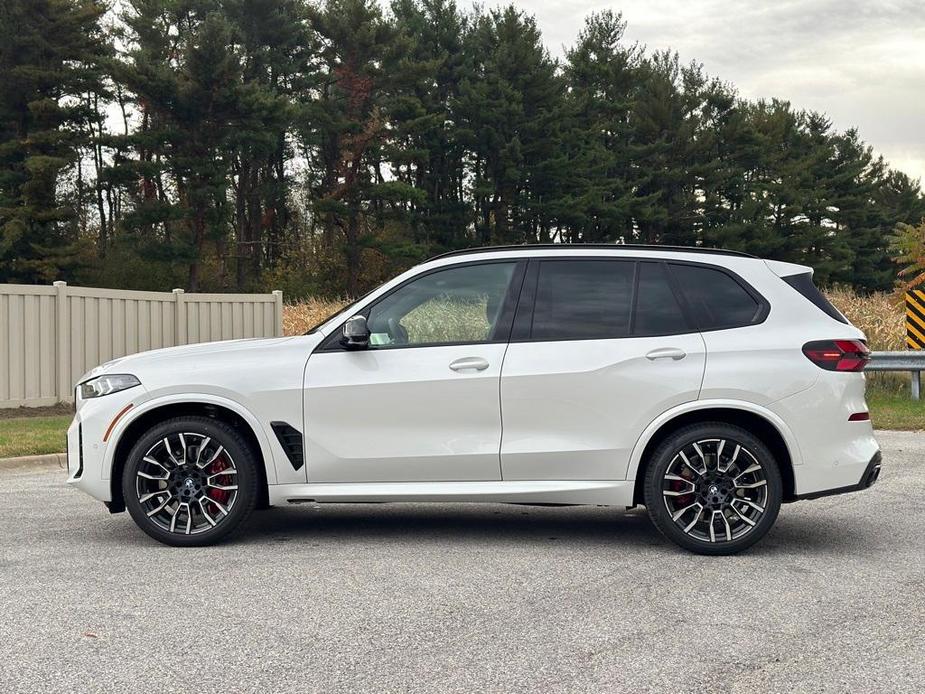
102;392;279;485
623;398;803;481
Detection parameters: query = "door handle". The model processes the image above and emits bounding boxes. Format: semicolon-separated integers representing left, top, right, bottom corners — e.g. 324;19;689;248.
449;357;490;372
645;347;687;361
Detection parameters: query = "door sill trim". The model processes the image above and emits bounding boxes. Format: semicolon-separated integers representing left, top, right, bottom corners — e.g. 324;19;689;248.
268;480;633;506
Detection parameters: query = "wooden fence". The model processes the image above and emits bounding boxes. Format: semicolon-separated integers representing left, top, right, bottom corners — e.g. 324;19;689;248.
0;282;283;408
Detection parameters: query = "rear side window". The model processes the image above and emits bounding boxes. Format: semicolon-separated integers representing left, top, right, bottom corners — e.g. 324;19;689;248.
531;260;634;339
782;272;849;324
633;262;690;336
669;263;763;330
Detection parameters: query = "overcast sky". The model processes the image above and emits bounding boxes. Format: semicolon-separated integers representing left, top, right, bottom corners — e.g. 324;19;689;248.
512;0;925;185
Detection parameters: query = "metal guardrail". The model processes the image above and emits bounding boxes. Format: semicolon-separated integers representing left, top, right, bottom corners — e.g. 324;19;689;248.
867;352;925;400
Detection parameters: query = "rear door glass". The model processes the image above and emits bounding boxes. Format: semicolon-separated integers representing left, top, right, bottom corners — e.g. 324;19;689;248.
633;262;690;335
531;260;635;340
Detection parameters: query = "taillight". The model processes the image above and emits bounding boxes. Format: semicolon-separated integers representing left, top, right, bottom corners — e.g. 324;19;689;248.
802;339;869;372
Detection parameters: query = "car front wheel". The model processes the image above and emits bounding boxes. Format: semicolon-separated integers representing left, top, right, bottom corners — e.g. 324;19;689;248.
122;416;258;546
643;423;782;555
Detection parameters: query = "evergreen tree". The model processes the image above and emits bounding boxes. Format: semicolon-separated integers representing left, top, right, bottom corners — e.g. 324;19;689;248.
302;0;416;295
629;53;713;245
109;0;274;290
224;0;311;289
1;0;921;294
455;5;565;245
561;11;642;243
388;0;470;253
0;0;107;282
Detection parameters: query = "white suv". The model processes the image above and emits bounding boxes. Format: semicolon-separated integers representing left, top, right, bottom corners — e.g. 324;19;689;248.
67;245;881;554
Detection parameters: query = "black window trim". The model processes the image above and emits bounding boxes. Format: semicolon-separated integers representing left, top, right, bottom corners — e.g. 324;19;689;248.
314;254;769;352
665;259;770;332
517;257;640;343
315;258;528;353
509;256;768;344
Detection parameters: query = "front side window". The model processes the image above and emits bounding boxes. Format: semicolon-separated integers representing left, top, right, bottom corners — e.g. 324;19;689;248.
365;262;517;347
669;263;762;330
531;260;635;340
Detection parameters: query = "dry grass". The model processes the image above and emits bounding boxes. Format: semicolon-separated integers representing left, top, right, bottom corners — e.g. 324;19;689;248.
825;287;905;351
283;297;350;336
825;288;909;393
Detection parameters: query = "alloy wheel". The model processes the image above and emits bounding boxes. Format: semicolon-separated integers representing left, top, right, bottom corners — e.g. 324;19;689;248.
134;432;239;536
661;438;769;544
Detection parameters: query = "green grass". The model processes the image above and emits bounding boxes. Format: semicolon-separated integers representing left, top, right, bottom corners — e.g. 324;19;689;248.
868;390;925;431
0;415;71;458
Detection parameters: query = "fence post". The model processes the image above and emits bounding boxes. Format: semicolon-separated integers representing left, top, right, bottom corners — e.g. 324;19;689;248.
913;371;921;401
173;289;187;345
273;290;283;337
53;281;70;402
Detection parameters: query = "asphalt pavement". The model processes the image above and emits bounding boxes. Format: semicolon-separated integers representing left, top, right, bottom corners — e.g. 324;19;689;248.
1;430;923;693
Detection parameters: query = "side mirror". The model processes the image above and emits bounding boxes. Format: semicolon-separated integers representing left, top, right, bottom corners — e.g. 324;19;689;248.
341;315;370;350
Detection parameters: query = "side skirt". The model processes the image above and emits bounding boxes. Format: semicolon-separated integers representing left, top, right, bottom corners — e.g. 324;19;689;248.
268;480;635;507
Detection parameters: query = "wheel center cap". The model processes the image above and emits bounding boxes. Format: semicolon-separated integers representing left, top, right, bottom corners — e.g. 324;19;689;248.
709;485;719;495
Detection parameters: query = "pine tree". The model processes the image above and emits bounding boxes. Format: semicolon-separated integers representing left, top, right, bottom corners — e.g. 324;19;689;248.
561;11;642;243
629;53;717;246
388;0;470;254
224;0;311;289
0;0;107;282
109;0;275;290
302;0;417;295
455;5;565;245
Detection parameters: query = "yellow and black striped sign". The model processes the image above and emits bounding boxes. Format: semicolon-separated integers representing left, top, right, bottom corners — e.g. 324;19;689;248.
907;290;925;350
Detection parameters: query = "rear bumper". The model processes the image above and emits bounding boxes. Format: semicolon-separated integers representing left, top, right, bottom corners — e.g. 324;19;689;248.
793;450;882;501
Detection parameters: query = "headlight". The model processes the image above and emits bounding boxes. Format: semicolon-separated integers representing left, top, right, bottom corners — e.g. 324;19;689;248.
78;374;141;399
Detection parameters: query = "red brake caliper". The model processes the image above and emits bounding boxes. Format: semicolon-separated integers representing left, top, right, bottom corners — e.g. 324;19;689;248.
207;456;232;507
674;469;694;506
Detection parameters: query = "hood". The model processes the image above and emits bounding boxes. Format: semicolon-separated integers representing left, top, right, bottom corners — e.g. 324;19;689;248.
77;336;314;384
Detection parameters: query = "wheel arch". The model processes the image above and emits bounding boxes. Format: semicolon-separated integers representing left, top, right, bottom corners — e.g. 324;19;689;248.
106;397;275;513
627;401;800;506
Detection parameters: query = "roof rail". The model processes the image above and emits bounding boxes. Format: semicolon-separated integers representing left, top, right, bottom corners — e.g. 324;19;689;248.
427;243;757;261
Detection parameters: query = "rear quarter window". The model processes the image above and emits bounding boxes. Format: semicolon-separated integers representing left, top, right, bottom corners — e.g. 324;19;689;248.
669;263;766;330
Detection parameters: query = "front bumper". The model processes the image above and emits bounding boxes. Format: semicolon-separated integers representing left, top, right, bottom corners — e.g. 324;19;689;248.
793;450;882;501
67;388;141;504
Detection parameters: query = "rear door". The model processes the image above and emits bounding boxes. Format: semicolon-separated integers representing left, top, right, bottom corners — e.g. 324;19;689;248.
499;259;706;481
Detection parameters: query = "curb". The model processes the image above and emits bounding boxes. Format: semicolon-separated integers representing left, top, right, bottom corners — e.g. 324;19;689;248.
0;453;66;472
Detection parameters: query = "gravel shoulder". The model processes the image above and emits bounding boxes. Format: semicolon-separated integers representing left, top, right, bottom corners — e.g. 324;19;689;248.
0;430;922;693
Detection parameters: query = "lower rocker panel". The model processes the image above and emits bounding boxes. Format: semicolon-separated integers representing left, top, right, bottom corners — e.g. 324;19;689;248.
268;480;635;506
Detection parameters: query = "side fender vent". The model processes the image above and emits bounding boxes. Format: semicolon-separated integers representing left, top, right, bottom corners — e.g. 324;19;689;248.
270;422;304;471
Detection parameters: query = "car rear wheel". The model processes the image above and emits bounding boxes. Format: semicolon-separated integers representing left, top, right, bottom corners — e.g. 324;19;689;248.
122;416;258;546
643;423;782;555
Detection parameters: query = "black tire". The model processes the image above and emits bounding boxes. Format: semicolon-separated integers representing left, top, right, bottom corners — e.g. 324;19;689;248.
122;416;259;547
643;422;782;555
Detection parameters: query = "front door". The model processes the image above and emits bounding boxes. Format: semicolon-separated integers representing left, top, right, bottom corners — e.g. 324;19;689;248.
304;260;524;483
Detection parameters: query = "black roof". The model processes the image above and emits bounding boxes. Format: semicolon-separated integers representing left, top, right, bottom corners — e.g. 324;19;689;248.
428;243;757;261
